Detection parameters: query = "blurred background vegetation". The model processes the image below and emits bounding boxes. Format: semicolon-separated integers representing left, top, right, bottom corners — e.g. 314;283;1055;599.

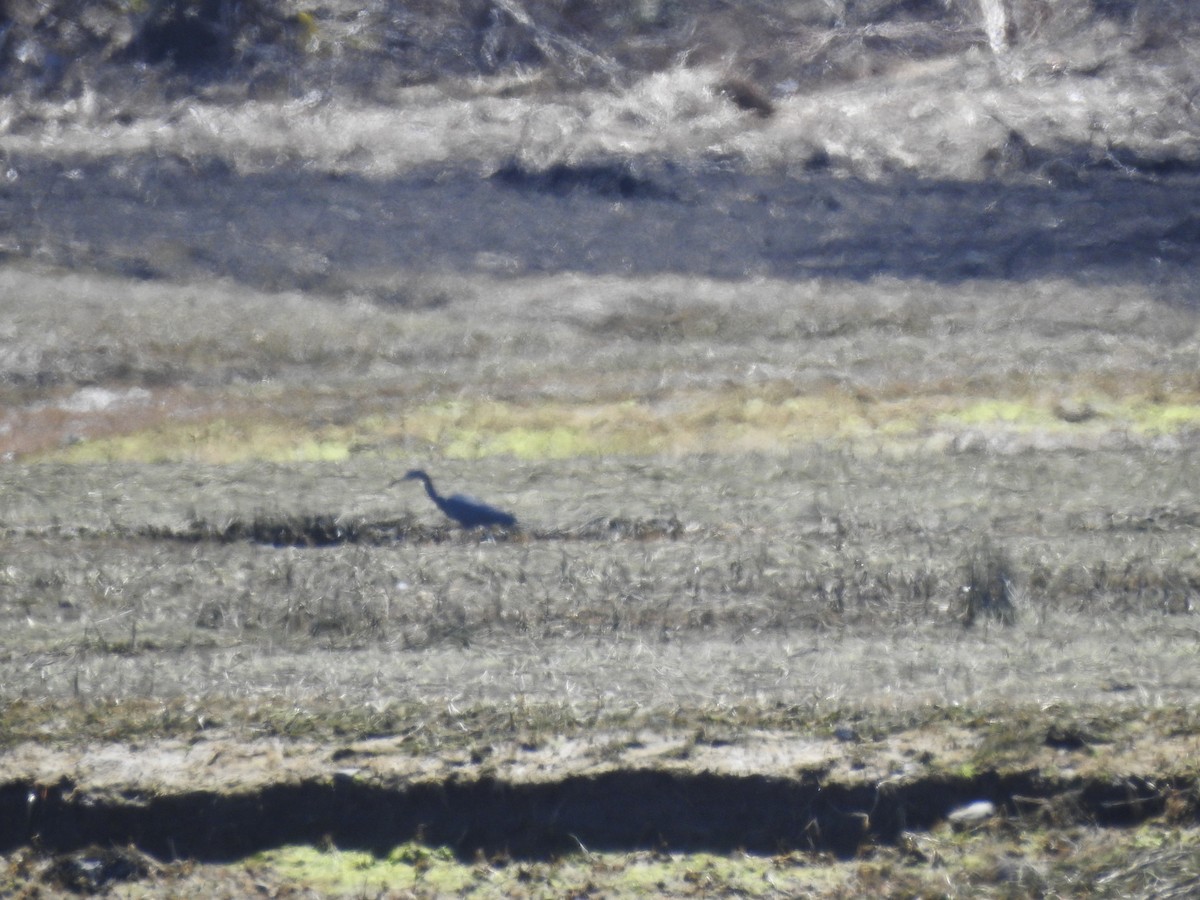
2;0;1198;106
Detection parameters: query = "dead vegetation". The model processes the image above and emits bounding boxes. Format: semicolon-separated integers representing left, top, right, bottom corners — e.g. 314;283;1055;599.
960;540;1019;627
1;445;1197;684
0;0;1199;895
4;0;1198;100
3;0;1200;187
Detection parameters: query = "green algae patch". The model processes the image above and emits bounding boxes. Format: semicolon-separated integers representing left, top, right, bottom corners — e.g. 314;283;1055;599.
431;402;665;459
416;390;890;460
50;417;357;465
1133;401;1200;433
951;399;1050;427
939;395;1200;438
940;400;1065;432
245;844;849;897
31;386;1200;465
248;844;475;895
453;424;617;458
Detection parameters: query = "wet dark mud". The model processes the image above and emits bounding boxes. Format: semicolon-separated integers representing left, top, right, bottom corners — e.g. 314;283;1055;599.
3;151;1199;299
3;768;1187;863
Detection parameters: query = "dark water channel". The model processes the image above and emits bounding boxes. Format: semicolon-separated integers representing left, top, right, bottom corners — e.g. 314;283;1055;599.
2;768;1174;862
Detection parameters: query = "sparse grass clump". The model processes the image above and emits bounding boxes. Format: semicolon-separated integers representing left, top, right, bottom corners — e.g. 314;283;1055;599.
960;541;1019;627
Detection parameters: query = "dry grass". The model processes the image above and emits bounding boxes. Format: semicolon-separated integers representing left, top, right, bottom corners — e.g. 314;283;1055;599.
0;1;1198;893
3;1;1199;184
1;446;1197;719
2;265;1198;463
960;540;1020;626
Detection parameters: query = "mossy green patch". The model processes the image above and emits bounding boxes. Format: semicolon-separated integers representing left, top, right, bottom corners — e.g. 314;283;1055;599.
941;396;1200;437
34;387;1200;464
246;844;849;897
282;827;1133;896
943;398;1066;430
49;416;358;465
1133;402;1200;433
249;844;475;894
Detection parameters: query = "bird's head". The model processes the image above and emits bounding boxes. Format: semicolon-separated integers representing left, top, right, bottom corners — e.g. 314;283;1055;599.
389;469;430;487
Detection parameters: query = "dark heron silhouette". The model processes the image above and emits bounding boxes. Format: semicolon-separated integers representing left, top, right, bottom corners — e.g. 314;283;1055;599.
398;469;517;529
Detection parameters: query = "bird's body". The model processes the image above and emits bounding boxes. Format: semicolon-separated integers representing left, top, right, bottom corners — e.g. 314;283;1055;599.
400;469;517;529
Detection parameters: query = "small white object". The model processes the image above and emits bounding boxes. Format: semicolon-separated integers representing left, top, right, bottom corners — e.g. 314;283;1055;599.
947;800;996;826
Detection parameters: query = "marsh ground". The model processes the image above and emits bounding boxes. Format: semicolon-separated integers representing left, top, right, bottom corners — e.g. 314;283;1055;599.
1;0;1200;895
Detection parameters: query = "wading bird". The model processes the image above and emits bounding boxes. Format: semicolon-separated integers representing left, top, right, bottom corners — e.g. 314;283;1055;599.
397;469;517;529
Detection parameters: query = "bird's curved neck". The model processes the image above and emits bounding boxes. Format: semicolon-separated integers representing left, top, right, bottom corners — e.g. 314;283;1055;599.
419;476;441;502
